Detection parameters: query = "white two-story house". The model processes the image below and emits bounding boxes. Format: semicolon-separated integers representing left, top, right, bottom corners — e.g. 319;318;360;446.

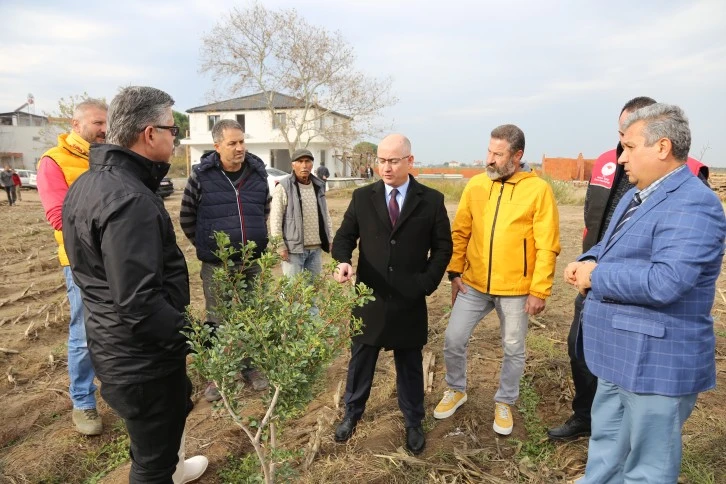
182;91;351;175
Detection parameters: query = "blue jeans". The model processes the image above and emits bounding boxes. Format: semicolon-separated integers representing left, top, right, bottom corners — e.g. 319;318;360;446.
64;266;97;409
581;379;698;484
443;283;528;404
282;248;322;278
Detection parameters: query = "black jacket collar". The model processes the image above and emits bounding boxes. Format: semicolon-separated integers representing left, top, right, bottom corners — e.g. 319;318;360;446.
90;144;170;193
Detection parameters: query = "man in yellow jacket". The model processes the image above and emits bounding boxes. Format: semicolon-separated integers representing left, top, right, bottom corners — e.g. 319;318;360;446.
37;99;107;435
434;124;560;435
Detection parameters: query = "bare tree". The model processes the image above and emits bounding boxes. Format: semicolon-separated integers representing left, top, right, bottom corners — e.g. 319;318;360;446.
199;3;396;156
697;141;710;162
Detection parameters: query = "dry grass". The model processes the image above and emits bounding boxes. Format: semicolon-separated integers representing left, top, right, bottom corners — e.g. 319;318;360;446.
679;401;726;483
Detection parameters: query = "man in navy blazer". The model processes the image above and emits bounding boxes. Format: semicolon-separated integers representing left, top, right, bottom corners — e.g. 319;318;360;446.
565;103;726;483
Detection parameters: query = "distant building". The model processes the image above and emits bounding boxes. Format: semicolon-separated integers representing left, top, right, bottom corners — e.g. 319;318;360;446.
541;153;595;181
182;91;350;175
0;107;48;169
448;161;461;168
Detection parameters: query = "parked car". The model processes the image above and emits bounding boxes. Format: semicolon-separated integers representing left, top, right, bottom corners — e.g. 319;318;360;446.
266;167;288;193
15;169;37;188
156;177;174;198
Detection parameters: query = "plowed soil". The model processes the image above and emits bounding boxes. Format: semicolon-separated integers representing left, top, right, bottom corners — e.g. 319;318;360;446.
1;186;724;483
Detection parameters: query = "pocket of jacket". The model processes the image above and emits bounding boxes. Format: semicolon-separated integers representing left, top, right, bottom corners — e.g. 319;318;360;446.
523;239;527;277
611;314;665;338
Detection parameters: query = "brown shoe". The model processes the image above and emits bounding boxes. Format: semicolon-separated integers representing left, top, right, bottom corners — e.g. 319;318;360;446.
243;369;269;391
72;408;103;436
203;381;222;402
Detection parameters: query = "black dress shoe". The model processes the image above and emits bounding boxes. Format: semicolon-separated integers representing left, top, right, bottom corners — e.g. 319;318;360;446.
334;417;358;442
547;415;591;441
406;425;426;454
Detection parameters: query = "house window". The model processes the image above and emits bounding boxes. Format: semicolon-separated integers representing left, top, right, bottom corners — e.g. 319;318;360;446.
236;114;246;132
320;150;326;165
270;149;292;173
207;115;220;131
273;112;286;129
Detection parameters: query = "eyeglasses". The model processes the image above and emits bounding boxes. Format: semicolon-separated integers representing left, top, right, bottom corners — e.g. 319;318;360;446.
376;155;410;166
154;125;180;137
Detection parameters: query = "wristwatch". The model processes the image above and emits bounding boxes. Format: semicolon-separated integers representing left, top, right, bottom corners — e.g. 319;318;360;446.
447;272;461;281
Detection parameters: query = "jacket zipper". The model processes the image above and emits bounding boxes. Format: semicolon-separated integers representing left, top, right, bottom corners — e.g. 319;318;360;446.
224;176;247;244
523;239;527;277
487;182;505;293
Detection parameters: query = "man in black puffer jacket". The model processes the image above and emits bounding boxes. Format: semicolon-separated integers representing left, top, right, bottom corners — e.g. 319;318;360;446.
62;86;208;483
179;119;271;400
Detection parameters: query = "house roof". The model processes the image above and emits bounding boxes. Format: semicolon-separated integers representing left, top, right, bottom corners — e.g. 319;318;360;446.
186;91;350;119
0;112;48;120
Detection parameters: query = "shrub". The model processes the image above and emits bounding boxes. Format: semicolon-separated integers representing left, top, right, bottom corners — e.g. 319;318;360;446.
184;234;373;483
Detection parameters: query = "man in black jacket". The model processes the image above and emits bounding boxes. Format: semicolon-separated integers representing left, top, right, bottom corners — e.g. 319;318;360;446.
62;86;207;483
548;96;710;442
332;133;453;454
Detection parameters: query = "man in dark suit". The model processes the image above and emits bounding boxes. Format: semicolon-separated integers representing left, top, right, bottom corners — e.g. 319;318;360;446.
567;103;726;483
332;133;453;454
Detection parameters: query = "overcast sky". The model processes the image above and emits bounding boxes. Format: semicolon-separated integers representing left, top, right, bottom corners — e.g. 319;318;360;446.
1;0;724;165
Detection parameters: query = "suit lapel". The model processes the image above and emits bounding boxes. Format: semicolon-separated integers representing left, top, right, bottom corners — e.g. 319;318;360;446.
600;167;690;256
371;181;393;230
601;190;664;255
393;176;422;235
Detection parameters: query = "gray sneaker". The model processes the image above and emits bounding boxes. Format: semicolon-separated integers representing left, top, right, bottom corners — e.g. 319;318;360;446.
243;369;269;391
72;408;103;436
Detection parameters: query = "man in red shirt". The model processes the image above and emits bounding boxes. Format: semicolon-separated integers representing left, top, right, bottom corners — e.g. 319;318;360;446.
11;170;21;201
37;99;107;435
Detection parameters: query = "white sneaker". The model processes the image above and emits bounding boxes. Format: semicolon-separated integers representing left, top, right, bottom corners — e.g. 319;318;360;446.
182;455;208;483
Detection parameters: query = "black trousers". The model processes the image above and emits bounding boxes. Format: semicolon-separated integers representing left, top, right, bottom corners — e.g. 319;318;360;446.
101;366;193;484
343;341;424;428
568;294;597;422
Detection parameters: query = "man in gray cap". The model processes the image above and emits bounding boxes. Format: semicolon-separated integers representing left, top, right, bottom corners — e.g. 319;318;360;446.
270;148;333;277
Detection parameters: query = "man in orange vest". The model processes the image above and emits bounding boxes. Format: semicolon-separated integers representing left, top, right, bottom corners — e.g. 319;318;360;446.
37;99;107;436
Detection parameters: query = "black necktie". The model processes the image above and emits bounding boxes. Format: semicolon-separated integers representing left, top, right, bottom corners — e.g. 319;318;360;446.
609;193;642;241
388;188;400;226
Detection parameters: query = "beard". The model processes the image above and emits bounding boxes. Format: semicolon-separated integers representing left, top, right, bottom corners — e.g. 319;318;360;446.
80;127;105;144
486;157;517;180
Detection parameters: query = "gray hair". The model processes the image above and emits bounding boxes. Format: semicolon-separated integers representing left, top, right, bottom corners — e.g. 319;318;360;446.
73;99;107;120
106;86;174;148
212;119;244;143
621;103;691;161
490;124;525;154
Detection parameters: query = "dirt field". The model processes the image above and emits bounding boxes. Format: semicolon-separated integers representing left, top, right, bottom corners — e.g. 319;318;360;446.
1;185;725;483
